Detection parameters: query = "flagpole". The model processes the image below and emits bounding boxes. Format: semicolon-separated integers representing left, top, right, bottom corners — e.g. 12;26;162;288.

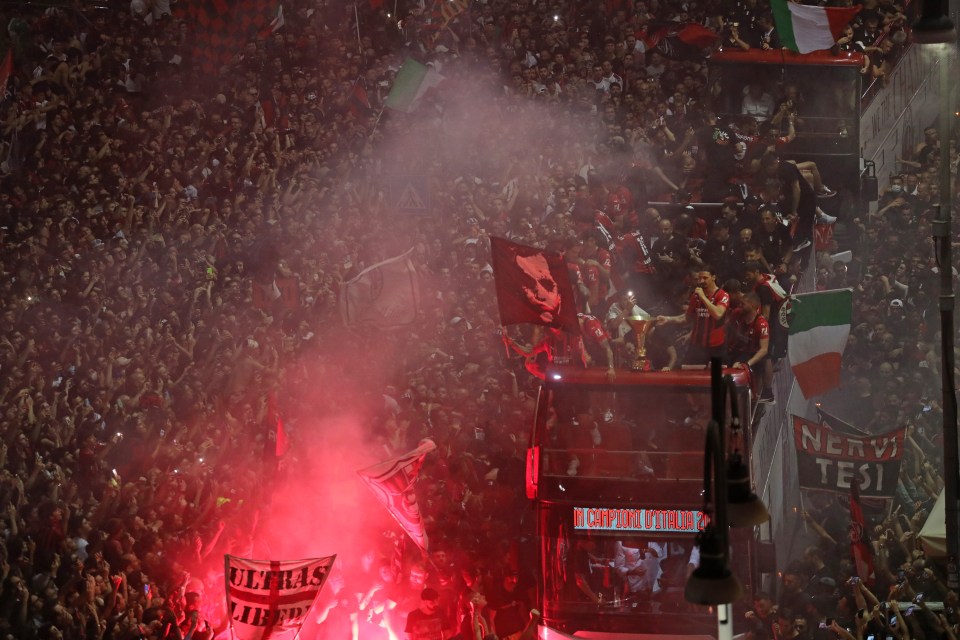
368;107;386;139
355;3;363;55
798;492;809;534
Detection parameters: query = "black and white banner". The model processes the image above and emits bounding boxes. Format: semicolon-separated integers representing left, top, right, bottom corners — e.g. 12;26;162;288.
792;416;904;498
225;554;335;640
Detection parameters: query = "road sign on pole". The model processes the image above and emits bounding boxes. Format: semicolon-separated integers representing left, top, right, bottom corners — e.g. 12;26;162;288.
387;175;430;215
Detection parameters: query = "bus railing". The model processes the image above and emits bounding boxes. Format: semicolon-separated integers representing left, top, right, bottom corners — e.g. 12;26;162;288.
541;448;705;481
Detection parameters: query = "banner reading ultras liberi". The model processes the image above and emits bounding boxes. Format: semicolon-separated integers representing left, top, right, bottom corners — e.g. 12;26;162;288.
792;416;905;498
225;554;336;640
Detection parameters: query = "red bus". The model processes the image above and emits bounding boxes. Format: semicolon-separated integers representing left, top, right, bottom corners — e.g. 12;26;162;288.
527;365;780;639
708;44;942;208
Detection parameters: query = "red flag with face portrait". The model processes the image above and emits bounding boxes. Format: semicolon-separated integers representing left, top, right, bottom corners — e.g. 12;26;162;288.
490;237;580;335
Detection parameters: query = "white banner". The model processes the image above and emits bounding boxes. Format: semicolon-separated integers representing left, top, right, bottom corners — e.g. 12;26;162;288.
225;554;336;640
339;248;421;328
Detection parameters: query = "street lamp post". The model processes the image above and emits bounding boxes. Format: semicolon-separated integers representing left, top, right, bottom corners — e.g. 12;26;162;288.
685;359;770;639
913;0;959;590
934;44;960;591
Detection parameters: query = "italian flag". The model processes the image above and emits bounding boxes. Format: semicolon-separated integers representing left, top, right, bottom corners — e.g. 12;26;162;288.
787;288;852;399
385;58;445;113
771;0;861;54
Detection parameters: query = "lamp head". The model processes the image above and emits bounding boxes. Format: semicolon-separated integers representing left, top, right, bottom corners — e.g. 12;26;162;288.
684;524;744;605
727;452;770;528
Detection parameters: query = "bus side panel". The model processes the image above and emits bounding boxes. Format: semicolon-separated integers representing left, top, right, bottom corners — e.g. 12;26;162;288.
751;369;802;588
860;46;941;197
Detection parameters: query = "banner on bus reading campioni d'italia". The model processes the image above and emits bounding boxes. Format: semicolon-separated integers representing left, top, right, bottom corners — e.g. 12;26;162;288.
793;416;905;498
224;554;336;640
573;507;709;533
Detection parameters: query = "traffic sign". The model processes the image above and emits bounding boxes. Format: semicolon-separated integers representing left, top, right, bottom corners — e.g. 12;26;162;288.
387;175;430;215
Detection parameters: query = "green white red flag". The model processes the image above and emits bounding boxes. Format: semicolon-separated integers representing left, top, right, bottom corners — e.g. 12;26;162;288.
384;58;445;112
787;288;852;398
771;0;861;54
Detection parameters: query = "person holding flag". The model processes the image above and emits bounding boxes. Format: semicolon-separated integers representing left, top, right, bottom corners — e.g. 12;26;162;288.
501;312;617;381
501;323;587;380
770;0;861;54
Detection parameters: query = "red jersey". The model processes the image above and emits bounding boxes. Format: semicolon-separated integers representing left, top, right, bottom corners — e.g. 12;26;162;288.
567;262;584;288
579;314;611;368
597;248;613;300
686;287;730;348
581;249;613;301
751;273;788;303
616;231;656;274
579;314;610;343
605;187;639;229
728;308;770;359
581;262;601;288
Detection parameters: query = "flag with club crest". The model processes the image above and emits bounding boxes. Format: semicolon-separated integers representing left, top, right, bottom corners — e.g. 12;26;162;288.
357;439;436;552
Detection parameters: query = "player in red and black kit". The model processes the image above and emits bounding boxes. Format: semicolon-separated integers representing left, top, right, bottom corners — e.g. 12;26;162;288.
726;291;773;403
615;229;658;313
578;313;616;381
579;235;614;315
656;265;730;365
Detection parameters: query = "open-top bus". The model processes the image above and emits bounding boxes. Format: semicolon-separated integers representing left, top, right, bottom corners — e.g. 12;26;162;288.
709;44;942;210
526;365;781;640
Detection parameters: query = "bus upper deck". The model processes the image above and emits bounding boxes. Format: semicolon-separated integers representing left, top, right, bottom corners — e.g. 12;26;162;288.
528;365;753;503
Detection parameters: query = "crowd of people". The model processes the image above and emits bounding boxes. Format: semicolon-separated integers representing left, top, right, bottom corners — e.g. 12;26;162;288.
0;0;956;638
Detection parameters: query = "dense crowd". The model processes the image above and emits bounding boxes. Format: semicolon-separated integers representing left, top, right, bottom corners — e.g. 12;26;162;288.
0;0;956;638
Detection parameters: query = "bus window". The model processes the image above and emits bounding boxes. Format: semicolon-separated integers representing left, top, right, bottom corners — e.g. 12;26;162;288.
538;501;723;636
